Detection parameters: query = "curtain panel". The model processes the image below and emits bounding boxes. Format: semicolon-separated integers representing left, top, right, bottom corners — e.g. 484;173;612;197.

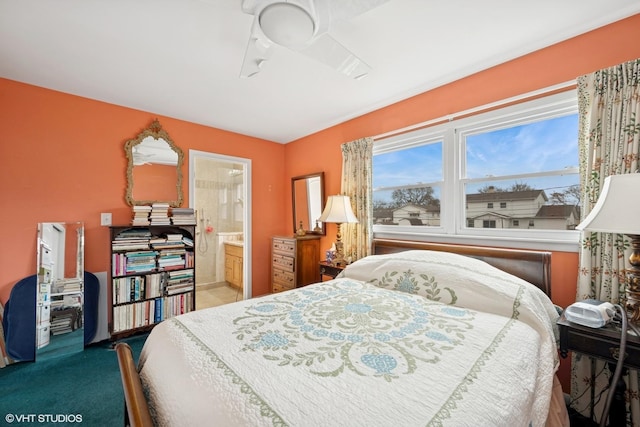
572;58;640;426
340;137;373;262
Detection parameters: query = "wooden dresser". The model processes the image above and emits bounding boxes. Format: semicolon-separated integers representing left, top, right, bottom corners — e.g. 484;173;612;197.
271;235;321;293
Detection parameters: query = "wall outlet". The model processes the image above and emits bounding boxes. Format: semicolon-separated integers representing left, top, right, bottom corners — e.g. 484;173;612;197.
100;212;112;226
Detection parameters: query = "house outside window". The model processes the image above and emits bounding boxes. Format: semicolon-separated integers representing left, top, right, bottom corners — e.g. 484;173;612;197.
372;90;580;250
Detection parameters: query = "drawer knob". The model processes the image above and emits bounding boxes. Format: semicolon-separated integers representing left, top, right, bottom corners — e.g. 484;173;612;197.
609;347;628;361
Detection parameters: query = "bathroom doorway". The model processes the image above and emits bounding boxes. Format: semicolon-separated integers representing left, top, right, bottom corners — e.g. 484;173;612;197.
189;150;251;309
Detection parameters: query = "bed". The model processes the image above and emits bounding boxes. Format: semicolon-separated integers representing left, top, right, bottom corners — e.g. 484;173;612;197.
116;239;569;427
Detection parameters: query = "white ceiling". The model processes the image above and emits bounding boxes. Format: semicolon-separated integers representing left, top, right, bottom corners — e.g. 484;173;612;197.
1;0;639;143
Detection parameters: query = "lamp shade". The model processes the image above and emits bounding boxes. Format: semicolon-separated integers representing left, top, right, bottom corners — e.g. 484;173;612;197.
318;195;358;224
576;173;640;234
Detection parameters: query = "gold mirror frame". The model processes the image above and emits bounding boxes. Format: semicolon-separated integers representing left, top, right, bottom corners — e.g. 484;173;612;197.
124;119;184;207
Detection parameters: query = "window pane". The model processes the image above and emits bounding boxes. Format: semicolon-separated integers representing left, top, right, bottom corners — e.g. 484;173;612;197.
373;143;442;226
465;176;580;230
465;114;578;179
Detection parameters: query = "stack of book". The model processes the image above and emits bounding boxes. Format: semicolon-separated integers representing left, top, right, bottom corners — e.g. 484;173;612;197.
112;229;152;250
124;250;158;274
157;250;186;270
131;205;152;226
171;207;196;225
165;270;194;295
150;202;171;225
149;233;185;250
52;278;83;294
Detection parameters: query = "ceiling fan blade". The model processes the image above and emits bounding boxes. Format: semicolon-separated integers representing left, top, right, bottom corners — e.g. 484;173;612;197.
328;0;390;22
239;18;274;78
299;33;371;79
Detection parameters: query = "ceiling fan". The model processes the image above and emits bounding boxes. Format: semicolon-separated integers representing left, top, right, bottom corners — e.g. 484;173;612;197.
239;0;389;79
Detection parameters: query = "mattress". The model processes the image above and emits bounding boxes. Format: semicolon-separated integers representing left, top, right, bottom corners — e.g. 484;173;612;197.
138;250;566;426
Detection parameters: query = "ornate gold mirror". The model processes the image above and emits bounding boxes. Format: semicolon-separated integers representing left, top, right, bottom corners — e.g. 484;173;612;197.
292;172;325;235
125;119;184;207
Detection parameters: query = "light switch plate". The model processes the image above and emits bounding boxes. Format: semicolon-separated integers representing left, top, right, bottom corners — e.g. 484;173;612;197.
100;212;112;226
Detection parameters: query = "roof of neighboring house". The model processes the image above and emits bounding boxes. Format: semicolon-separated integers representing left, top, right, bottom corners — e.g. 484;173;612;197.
392;203;440;213
397;218;425;225
468;212;513;220
467;190;548;203
536;204;580;218
373;207;395;219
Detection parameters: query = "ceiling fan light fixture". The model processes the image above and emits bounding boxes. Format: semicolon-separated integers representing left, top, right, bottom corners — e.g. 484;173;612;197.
259;3;315;49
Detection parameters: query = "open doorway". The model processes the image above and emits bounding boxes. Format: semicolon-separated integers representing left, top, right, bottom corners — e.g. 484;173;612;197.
189;150;251;310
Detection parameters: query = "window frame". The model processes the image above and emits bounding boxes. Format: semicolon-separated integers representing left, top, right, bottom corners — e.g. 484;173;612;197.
372;90;580;252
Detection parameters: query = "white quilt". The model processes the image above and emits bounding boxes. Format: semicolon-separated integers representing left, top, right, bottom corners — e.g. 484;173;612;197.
138;250;562;427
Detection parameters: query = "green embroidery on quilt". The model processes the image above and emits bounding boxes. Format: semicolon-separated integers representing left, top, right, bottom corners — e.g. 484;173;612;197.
425;316;518;426
171;318;289;427
369;269;458;304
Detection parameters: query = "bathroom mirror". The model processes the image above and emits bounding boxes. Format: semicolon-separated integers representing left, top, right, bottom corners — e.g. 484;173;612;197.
36;222;84;360
125;119;184;207
292;172;325;235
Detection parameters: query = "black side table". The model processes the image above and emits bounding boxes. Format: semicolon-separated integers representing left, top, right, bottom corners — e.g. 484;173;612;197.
319;261;345;281
558;315;640;426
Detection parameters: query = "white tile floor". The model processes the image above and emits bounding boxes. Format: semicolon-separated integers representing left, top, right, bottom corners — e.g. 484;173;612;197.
195;282;242;310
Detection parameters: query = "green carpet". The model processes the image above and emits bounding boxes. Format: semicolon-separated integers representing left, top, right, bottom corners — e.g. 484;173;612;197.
0;334;148;426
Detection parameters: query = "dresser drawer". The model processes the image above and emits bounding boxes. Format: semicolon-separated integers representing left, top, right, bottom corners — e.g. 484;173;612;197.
272;254;294;272
272;283;292;293
272;238;295;255
272;268;295;287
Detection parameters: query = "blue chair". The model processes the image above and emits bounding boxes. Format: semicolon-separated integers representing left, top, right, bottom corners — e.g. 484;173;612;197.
2;271;100;362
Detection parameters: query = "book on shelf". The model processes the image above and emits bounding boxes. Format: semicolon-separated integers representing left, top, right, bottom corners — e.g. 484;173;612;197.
170;207;196;225
150;203;171;225
131;205;152;226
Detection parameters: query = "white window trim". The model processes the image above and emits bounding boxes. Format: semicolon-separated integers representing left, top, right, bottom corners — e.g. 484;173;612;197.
373;89;580;253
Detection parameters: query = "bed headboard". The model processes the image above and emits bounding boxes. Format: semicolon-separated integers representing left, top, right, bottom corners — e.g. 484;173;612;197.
372;239;552;297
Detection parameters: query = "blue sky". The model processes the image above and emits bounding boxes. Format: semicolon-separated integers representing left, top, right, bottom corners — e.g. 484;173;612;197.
373;113;580;203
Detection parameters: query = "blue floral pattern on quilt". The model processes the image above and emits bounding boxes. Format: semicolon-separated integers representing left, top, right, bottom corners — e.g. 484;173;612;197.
233;280;473;382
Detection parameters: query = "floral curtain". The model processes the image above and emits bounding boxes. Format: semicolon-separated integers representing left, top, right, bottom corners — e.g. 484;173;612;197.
340;137;373;261
572;58;640;425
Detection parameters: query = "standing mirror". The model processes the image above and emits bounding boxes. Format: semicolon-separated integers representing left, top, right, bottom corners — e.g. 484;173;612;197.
292;172;325;235
36;222;84;360
125;119;184;207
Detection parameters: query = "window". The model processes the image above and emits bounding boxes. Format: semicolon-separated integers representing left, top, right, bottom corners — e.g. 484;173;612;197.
373;90;580;249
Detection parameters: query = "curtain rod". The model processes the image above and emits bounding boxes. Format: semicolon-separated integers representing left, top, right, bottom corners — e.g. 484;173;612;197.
373;80;577;141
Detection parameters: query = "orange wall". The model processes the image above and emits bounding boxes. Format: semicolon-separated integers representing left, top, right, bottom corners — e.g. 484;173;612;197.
283;14;640;391
0;79;287;303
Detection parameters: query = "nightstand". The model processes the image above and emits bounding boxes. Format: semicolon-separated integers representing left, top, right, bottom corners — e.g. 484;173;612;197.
319;261;345;281
558;314;640;426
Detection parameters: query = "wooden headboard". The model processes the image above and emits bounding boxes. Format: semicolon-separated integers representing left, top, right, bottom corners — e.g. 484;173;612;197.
372;239;552;297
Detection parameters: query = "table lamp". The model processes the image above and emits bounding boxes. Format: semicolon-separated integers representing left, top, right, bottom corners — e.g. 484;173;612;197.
318;195;358;266
576;173;640;321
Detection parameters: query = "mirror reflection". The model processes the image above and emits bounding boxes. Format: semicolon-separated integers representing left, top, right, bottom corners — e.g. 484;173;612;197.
125;119;184;207
36;222;84;360
292;172;325;235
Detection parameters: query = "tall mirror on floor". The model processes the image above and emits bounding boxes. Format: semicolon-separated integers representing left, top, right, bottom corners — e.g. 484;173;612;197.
36;222;84;360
